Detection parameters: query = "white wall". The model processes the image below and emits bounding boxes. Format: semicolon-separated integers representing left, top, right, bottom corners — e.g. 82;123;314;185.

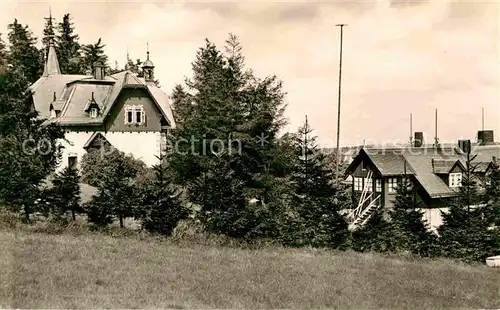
56;131;163;173
419;208;449;232
56;131;93;173
105;131;162;166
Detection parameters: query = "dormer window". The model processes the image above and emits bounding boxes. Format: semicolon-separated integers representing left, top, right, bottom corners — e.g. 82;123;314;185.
85;92;100;118
449;172;462;188
89;108;98;118
124;105;146;125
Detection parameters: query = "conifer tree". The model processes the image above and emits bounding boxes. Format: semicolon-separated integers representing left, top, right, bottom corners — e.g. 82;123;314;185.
0;33;8;73
484;161;500;226
137;155;188;236
351;207;394;253
389;175;437;257
45;166;82;221
42;13;55;52
288;117;348;248
439;154;498;262
0;68;64;220
7;19;43;83
56;13;84;74
168;34;289;239
81;147;144;228
81;38;108;74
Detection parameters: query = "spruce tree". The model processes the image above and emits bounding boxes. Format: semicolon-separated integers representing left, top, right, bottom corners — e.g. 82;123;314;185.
56;13;84;74
168;34;289;239
389;176;438;257
351;207;394;253
288;117;349;248
137;155;188;236
484;162;500;226
7;19;43;83
42;13;55;52
0;68;64;220
81;38;108;74
81;147;144;228
439;154;498;262
0;33;7;73
48;166;82;221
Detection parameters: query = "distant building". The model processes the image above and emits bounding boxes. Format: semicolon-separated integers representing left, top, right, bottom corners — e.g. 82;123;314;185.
29;37;175;172
344;134;499;231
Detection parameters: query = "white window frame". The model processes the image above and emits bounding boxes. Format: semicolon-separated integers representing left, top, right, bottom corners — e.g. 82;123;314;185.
124;105;145;125
89;108;98;118
449;172;462;188
388;177;398;194
125;105;134;124
364;177;373;192
134;105;145;125
375;179;382;192
354;177;363;191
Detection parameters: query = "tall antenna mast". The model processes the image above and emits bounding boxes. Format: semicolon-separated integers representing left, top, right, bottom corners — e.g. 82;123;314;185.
409;113;413;146
482;107;485;131
335;23;347;184
434;108;439;147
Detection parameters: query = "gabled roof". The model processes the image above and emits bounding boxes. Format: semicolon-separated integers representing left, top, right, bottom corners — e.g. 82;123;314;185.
474;162;493;173
366;151;415;176
83;132;111;149
32;70;176;128
431;158;465;174
345;148;415;177
402;148;462;198
470;144;500;163
347;147;465;199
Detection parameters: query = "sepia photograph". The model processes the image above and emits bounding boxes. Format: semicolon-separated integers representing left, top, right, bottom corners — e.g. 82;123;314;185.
0;0;499;308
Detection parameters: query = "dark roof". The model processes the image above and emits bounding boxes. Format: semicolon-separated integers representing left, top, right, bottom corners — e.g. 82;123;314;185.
347;147;466;199
31;71;176;128
402;148;462;198
431;158;464;174
365;152;414;176
470;145;500;163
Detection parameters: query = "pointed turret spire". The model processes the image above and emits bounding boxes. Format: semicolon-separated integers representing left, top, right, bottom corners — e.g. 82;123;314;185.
142;42;155;83
42;11;61;76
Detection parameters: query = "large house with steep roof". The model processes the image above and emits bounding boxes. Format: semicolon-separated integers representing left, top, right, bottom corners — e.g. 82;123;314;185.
344;135;499;231
29;38;175;172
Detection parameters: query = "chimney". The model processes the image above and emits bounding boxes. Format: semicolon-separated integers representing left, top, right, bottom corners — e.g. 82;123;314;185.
414;132;423;147
478;130;494;145
93;61;105;80
458;139;471;154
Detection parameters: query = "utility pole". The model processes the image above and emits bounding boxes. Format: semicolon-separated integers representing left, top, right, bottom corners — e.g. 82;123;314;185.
409;113;413;146
482;107;484;131
335;23;347;184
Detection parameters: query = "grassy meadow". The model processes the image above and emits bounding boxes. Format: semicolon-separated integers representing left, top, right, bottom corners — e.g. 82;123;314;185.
0;223;498;309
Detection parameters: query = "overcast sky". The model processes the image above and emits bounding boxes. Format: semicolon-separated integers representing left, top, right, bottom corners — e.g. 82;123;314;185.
0;0;498;147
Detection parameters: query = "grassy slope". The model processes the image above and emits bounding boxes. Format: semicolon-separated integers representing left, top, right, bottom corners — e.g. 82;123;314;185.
0;230;498;309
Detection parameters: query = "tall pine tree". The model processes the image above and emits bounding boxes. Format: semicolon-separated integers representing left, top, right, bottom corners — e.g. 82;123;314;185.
288;117;348;248
0;68;64;220
0;33;7;74
168;34;289;239
389;175;438;257
81;38;108;74
42;12;55;52
137;155;188;236
7;19;43;83
56;13;84;74
439;154;499;262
